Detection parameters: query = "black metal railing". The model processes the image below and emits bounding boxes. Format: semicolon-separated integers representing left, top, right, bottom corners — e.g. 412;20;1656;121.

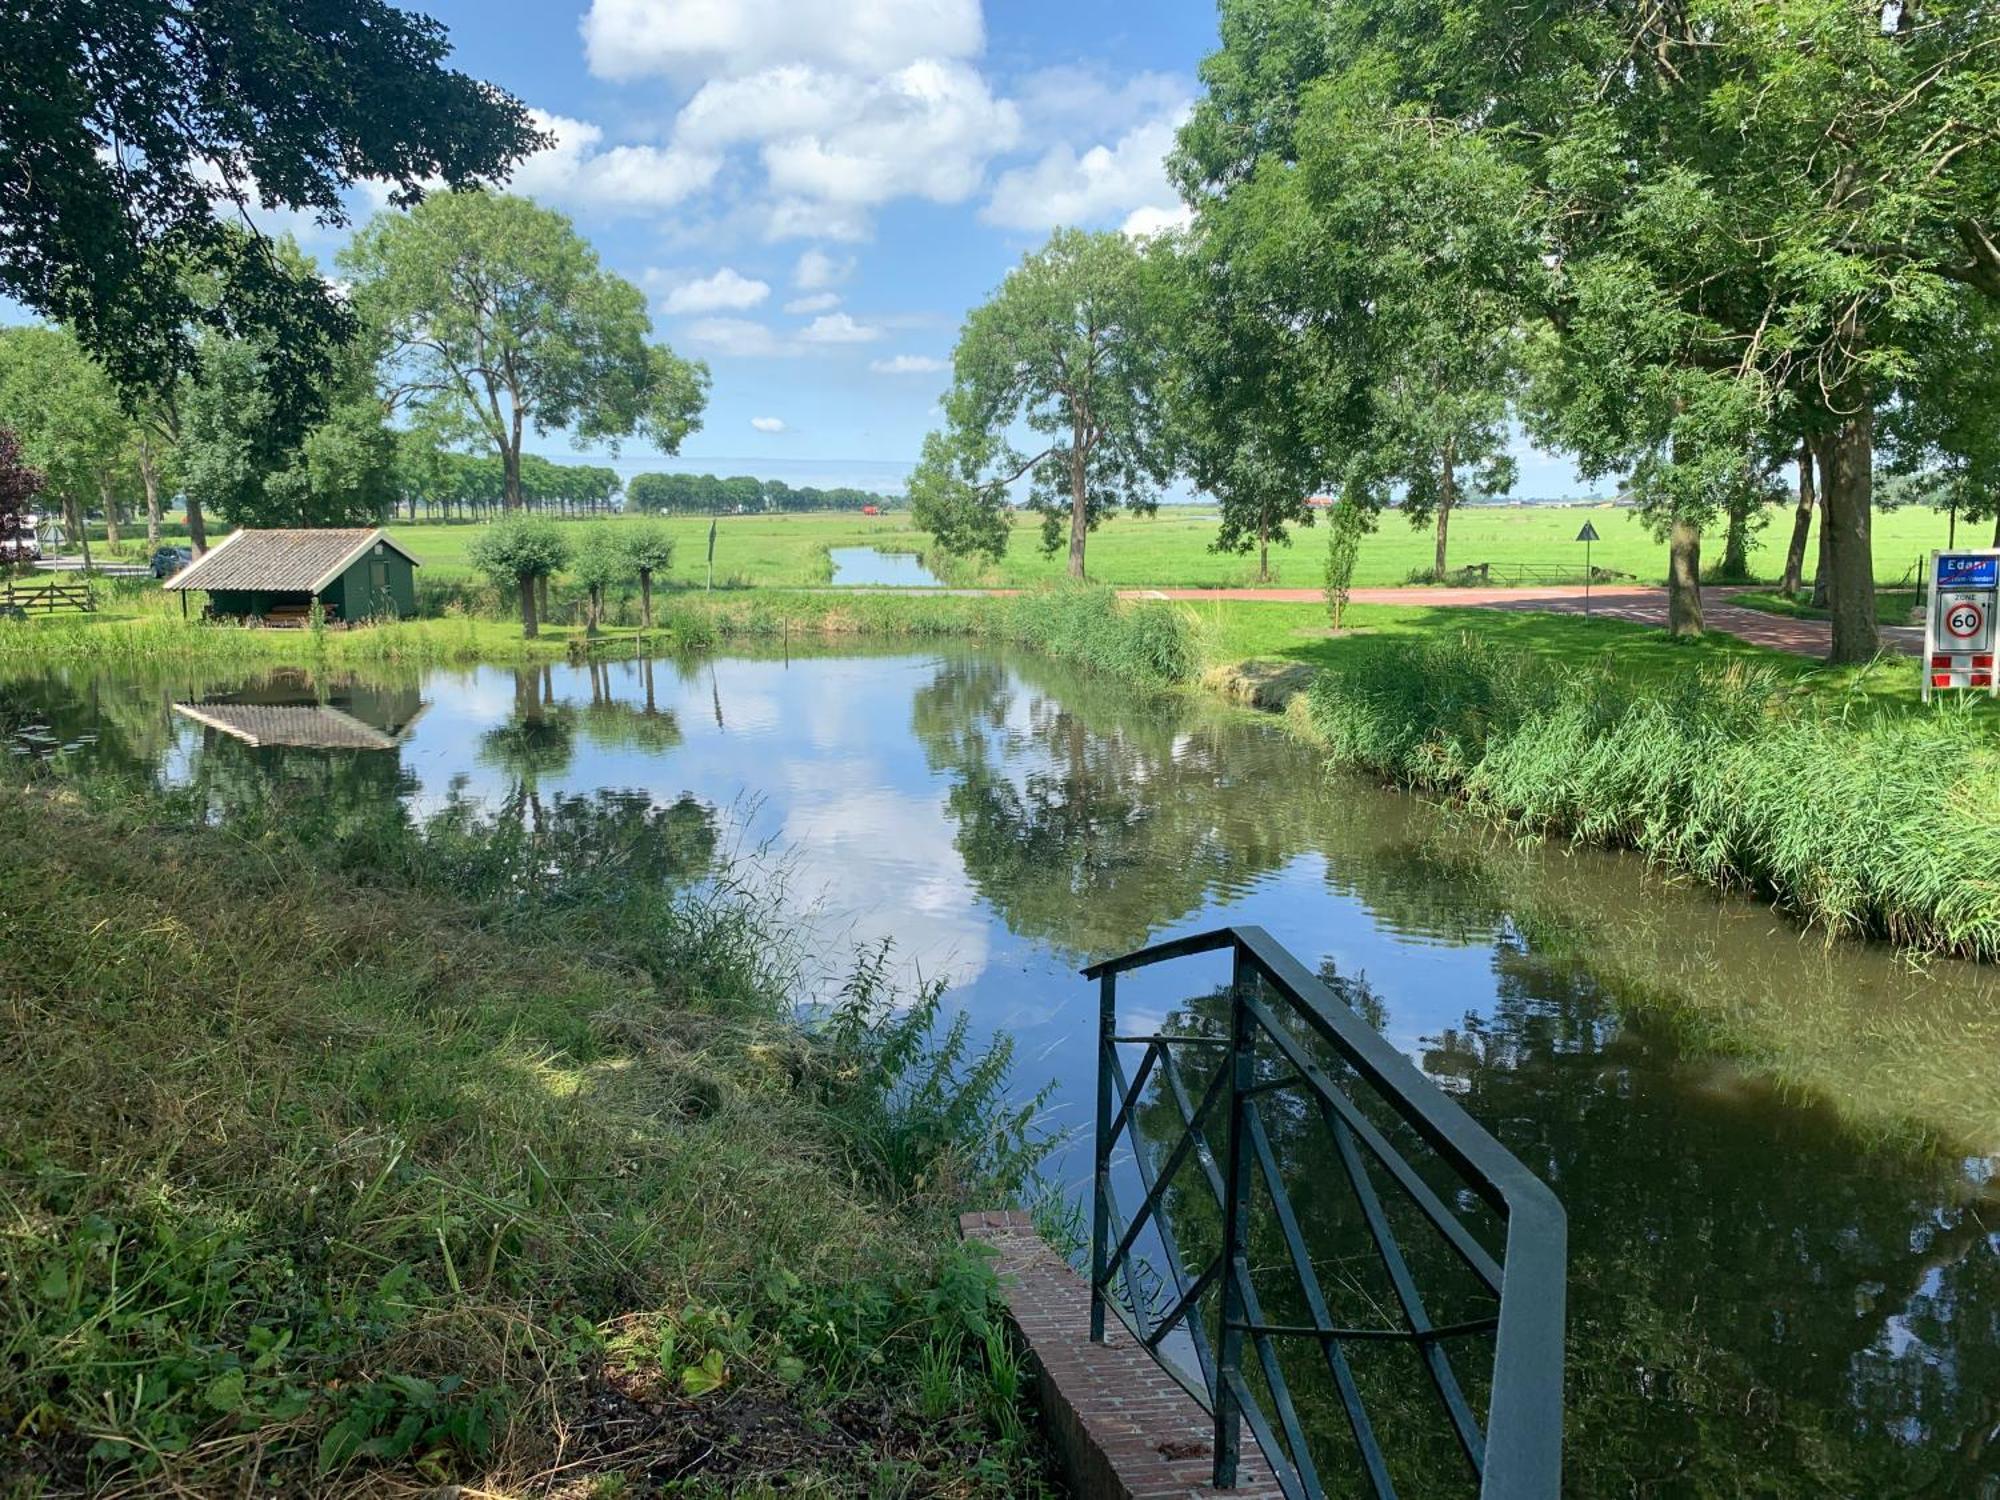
1084;926;1566;1498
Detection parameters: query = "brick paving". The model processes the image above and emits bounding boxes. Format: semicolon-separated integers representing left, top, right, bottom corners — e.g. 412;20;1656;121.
960;1211;1287;1500
1116;583;1923;660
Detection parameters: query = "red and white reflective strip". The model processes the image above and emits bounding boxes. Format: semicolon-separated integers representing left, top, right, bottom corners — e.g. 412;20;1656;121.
1930;653;1996;689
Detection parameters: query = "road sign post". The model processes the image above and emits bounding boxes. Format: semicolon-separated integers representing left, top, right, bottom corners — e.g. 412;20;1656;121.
1576;520;1600;616
1923;550;2000;702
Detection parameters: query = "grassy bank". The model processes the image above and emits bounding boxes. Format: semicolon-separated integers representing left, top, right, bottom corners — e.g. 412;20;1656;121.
1295;634;2000;959
0;767;1059;1496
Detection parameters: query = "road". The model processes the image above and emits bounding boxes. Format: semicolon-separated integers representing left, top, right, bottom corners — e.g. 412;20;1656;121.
1116;583;1924;660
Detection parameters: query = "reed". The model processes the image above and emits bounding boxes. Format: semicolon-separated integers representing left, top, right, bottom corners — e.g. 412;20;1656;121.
1301;634;2000;958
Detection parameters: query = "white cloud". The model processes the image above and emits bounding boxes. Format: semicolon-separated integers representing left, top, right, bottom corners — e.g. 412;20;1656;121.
582;0;983;82
870;354;948;374
507;109;720;212
784;292;841;314
750;416;788;433
659;267;771;314
765;198;872;243
1122;203;1195;240
683;317;784;357
798;312;881;344
794;249;855;290
1011;67;1192;147
983;112;1188;232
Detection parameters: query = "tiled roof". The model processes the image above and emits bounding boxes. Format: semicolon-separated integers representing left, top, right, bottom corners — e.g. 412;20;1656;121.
171;702;406;750
164;529;420;593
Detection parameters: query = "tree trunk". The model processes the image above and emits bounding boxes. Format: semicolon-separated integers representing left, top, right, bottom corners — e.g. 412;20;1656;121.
1779;444;1815;595
1258;518;1270;583
1813;413;1880;664
518;571;539;637
186;493;208;556
586;583;602;635
1812;492;1831;607
1721;498;1750;580
1066;433;1088;581
503;428;524;510
639;569;654;628
1435;440;1455;580
138;439;162;549
100;478;120;549
1993;510;2000;548
1667;518;1703;638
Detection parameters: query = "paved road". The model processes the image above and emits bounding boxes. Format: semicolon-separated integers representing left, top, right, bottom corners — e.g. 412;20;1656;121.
1116;583;1923;659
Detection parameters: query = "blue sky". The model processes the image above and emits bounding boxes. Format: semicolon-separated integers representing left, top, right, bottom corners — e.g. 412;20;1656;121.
22;0;1596;497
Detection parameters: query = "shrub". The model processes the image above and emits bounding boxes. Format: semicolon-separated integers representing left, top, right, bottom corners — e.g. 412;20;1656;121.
1303;635;2000;957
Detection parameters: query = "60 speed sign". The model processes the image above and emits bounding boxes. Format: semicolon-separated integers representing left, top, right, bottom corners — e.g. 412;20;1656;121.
1944;598;1986;640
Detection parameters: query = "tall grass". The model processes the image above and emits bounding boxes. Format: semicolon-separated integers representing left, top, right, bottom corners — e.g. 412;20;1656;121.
0;768;1057;1495
1301;634;2000;958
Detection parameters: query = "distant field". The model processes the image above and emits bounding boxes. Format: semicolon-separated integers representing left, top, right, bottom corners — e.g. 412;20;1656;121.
372;502;1962;590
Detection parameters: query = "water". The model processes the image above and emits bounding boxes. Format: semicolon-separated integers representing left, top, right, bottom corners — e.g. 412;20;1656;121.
4;648;1997;1497
827;546;944;586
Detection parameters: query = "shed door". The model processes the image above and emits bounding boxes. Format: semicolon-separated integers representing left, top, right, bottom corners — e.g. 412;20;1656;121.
369;559;388;614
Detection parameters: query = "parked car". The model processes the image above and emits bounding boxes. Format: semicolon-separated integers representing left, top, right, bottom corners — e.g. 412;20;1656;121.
151;545;194;579
0;533;40;564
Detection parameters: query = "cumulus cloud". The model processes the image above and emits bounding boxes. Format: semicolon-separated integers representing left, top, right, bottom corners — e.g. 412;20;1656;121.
784;292;841;314
798;312;881;344
750;416;788;433
794;249;856;290
659;267;771;314
582;0;983;82
683;317;784;357
764;197;872;243
982;112;1188;232
507;109;720;212
1011;67;1192;147
1121;203;1195;240
870;354;949;374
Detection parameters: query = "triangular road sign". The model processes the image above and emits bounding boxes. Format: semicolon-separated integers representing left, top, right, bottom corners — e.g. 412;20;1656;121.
1576;521;1600;542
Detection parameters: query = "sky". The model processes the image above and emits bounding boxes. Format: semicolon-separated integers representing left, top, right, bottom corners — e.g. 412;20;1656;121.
20;0;1596;497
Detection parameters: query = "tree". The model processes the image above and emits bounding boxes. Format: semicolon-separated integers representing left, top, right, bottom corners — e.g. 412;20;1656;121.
468;513;571;638
910;229;1173;579
624;522;676;628
1322;492;1366;630
0;326;132;566
342;191;709;511
568;526;627;636
1;0;542;440
0;427;45;560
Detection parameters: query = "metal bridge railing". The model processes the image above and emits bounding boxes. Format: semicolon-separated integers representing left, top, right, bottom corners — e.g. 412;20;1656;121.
1083;926;1566;1498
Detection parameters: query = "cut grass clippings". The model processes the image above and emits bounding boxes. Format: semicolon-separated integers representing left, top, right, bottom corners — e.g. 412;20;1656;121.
0;769;1060;1497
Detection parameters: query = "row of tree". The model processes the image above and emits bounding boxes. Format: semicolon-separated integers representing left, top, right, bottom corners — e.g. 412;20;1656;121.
0;190;712;556
625;471;895;515
913;0;2000;663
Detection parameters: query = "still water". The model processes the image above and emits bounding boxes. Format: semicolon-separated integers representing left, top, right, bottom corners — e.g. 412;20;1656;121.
827;545;945;586
5;648;1996;1497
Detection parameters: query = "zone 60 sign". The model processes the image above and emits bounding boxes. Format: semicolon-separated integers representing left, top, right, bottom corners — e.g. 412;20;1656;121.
1925;550;2000;700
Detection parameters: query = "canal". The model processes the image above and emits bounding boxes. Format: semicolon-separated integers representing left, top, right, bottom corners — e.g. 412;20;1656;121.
4;646;1995;1496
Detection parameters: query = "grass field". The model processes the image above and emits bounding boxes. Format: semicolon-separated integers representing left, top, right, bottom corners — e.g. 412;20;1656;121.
356;502;1963;590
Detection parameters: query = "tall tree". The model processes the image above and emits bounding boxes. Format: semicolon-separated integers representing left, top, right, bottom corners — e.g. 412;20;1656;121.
910;229;1173;579
0;326;132;564
0;0;542;438
342;191;709;511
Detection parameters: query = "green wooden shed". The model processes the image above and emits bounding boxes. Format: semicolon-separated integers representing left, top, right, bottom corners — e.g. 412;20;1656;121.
164;528;421;623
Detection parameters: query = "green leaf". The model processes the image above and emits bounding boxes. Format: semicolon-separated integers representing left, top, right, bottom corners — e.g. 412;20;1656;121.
680;1348;727;1397
202;1369;246;1412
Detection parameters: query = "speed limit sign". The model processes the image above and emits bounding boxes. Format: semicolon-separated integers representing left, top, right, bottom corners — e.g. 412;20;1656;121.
1925;551;2000;700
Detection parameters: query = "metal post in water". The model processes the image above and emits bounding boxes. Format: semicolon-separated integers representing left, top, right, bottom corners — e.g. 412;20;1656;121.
1213;942;1256;1488
1090;970;1116;1344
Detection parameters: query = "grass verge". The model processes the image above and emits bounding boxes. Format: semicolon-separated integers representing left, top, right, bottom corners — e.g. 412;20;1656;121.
0;766;1060;1496
1295;633;2000;959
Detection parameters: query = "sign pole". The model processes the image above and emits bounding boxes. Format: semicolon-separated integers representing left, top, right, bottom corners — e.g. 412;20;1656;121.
1576;520;1600;617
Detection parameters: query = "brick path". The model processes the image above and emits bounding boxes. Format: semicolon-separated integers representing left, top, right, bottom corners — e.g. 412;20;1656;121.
1117;583;1923;660
960;1211;1287;1500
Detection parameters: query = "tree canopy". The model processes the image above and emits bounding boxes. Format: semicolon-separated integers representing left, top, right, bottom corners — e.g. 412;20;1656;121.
910;229;1173;579
342;192;709;511
0;0;542;439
